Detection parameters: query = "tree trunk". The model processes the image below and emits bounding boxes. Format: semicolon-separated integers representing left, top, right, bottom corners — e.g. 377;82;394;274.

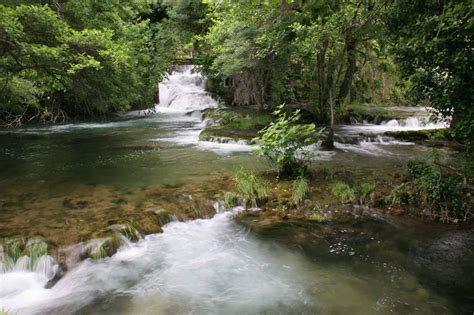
316;45;327;119
337;36;357;107
321;86;335;150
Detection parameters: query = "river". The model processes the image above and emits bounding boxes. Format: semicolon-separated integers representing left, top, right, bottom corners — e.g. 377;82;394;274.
0;66;472;314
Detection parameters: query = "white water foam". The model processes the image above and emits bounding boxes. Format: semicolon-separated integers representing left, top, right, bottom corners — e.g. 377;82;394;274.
157;65;217;113
340;116;448;136
0;210;314;314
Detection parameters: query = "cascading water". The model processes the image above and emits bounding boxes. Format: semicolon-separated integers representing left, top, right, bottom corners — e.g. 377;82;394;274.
156;65;217;113
155;65;253;153
331;108;449;156
0;208;455;314
0;209;313;314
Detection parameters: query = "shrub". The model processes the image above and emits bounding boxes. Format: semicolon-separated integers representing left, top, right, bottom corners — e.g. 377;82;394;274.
233;167;271;207
254;105;321;177
291;176;310;206
331;182;356;204
388;182;417;207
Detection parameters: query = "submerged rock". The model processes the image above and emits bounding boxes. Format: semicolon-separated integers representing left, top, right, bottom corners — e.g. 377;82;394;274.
412;230;474;307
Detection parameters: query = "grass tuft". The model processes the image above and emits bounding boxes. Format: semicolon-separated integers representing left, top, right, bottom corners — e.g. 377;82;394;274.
233;167;270;207
291;176;310;206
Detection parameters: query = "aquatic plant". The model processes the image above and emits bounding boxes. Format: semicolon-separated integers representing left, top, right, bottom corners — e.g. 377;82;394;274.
291;176;310;206
331;182;356;204
91;244;108;260
233;167;270;207
122;224;142;242
308;204;328;222
25;240;48;269
308;212;327;222
389;159;472;223
319;165;336;179
223;192;239;210
6;239;23;262
388;182;416;207
359;182;376;205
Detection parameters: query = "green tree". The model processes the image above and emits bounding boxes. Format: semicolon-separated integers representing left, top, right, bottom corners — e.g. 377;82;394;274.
199;0;297;110
387;0;474;150
0;0;189;126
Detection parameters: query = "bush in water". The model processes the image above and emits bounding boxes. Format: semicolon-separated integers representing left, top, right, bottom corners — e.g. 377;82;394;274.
254;105;321;177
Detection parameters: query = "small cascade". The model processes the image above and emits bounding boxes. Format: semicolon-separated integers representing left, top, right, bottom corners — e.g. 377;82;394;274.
380;116;447;130
0;240;60;302
154;65;253;153
157;65;217;113
34;255;58;281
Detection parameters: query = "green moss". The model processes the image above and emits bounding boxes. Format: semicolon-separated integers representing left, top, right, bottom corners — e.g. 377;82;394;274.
202;108;273;130
385;129;451;142
339;105;396;124
199;128;257;143
308;212;327;222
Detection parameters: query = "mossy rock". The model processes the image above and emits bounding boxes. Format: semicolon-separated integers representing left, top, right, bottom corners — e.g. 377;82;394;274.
145;207;176;226
202;108;273;130
199;127;257;143
339;106;396;124
385;128;451;142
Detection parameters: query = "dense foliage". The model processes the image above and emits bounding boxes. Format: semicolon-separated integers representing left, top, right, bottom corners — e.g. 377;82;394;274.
389;160;472;223
198;0;412;148
0;0;204;126
0;0;472;150
254;105;320;176
387;0;473;149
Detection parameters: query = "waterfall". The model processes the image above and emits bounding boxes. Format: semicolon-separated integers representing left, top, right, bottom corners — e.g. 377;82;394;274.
156;65;217;113
154;65;253;154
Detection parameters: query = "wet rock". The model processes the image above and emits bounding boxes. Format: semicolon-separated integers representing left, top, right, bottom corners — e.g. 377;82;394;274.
145;207;176;226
